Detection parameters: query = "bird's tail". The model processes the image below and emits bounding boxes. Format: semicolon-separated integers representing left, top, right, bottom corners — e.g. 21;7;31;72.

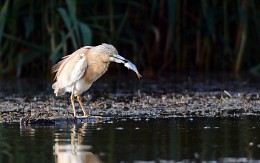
52;82;65;96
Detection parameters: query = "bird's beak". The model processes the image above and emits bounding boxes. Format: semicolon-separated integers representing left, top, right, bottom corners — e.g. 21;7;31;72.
109;54;129;63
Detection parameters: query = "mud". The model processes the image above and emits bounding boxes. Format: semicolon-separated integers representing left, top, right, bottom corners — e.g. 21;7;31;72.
0;74;259;123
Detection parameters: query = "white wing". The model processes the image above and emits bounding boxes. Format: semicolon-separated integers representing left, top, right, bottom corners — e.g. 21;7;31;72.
57;53;87;88
70;54;87;85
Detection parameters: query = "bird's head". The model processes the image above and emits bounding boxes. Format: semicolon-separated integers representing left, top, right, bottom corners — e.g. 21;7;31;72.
95;43;128;63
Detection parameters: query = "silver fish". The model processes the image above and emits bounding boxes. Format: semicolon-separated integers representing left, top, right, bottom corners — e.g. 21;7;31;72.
124;61;142;78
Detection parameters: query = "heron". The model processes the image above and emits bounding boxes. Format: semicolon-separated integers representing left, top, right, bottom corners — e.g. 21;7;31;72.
52;43;141;117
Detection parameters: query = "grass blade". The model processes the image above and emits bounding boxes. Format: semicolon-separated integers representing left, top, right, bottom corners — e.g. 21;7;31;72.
57;7;77;48
0;0;9;44
78;21;92;45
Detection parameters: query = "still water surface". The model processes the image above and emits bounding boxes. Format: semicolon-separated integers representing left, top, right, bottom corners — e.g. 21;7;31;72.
1;117;260;163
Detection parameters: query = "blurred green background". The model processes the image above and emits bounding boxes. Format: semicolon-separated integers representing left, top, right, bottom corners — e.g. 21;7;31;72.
0;0;259;79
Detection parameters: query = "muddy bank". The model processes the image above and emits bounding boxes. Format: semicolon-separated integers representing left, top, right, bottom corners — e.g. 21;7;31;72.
0;74;259;123
1;91;260;123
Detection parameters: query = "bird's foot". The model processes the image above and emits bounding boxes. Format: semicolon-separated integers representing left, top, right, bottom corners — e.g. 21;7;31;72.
83;113;88;118
75;114;88;119
73;111;77;118
91;115;103;120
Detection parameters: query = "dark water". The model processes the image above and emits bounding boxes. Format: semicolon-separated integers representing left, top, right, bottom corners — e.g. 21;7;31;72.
1;117;260;163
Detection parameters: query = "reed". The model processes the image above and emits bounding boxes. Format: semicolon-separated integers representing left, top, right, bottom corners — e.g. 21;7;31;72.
0;0;259;79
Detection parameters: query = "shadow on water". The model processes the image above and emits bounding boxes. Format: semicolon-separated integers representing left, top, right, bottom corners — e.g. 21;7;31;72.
1;117;260;163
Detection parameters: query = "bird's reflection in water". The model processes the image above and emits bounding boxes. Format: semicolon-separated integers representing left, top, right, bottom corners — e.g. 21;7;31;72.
19;125;36;137
54;123;101;163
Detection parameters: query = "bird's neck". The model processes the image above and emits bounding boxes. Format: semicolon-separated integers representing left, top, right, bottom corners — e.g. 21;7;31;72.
84;56;110;83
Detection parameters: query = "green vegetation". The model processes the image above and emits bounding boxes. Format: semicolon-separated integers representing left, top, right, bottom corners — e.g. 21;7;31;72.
0;0;259;79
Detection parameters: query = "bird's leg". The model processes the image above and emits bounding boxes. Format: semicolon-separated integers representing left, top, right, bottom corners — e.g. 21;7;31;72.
70;94;77;117
77;95;87;117
78;96;102;120
71;86;77;117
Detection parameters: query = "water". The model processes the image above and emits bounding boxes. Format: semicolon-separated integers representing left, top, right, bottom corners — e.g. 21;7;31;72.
1;117;260;163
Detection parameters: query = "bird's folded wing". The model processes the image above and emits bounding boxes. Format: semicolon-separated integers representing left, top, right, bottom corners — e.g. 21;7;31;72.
70;54;88;85
53;47;91;89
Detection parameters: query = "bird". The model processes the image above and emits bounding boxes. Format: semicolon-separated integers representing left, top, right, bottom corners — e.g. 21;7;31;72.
52;43;140;117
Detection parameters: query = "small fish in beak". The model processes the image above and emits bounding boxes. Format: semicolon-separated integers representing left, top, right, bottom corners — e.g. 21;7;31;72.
110;54;142;78
124;61;142;78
